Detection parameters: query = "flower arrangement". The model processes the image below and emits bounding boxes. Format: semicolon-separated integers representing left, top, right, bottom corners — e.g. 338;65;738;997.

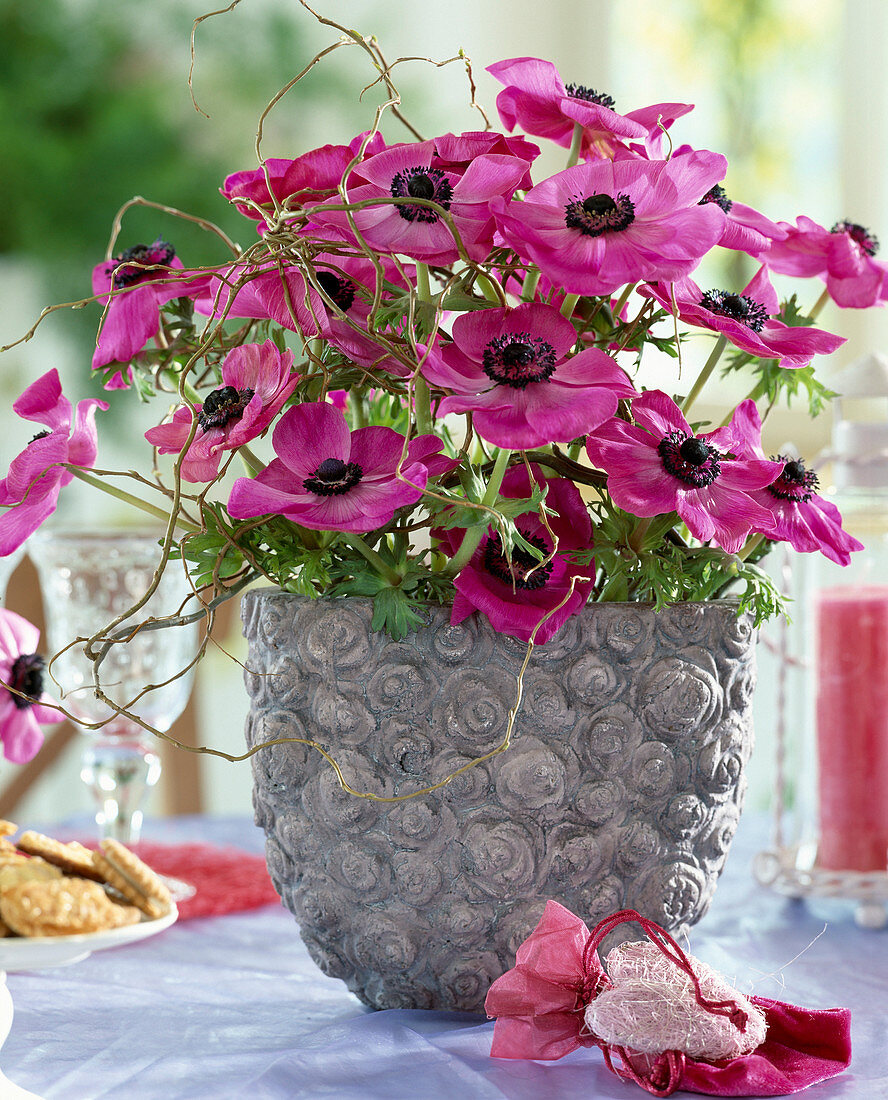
1;11;885;762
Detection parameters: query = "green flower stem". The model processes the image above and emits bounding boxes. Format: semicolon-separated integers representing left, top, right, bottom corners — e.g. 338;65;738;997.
445;447;512;577
341;533;401;586
237;444;266;477
566;122;584;168
737;531;767;561
350;388;370;429
559;293;580;319
521;267;541;303
628;517;652;554
568;441;584;462
412;262;434;435
476;272;503;304
413;376;433;435
682;334;728;417
808;287;830;321
67;467;200;533
611;282;636;320
415;261;432;303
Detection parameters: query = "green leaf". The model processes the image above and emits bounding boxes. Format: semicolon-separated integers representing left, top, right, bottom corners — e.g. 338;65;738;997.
369;586;428;641
439;291;500;312
433;482;550;533
776;293;816;328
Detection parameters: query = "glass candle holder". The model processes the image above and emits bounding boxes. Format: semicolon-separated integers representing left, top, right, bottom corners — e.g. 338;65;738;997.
755;353;888;928
29;530;198;843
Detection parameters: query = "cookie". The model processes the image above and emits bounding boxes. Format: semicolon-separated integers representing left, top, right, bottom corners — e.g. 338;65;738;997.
15;831;105;882
0;858;63;891
0;877;142;937
92;839;173;919
0;850;29;868
0;820;19;860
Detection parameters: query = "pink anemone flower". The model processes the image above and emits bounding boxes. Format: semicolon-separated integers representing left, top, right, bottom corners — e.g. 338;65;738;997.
144;340;298;483
421;302;636;449
0;609;63;764
585;390;783;554
758;214;888;309
727;400;863;566
640;265;845;368
220;131;387;227
307;139;532;264
91;240;212;386
0;370;108;557
487;57;692;160
227;401;444;533
492;149;727;297
434;464;594;645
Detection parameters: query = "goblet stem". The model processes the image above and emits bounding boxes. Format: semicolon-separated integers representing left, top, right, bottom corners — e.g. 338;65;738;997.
79;730;162;845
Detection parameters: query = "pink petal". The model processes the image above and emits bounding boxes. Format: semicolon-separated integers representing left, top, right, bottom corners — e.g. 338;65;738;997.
228;468;305;519
272;403;352;480
630;390;691;437
13;370;70;430
92;285;161;369
0;708;45;764
66;398;109;469
3;434;69;502
0;610;40;657
0;488;61;556
348;426;414;477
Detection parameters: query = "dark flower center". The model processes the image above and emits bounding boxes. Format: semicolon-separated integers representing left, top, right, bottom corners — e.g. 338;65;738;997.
699;184;733;213
303;457;363;496
564;192;635;237
107;240;177;289
657;431;721;488
316;271;356;311
699;289;769;333
564;83;615;110
831;220;879;257
197;386;255;431
767;455;819;502
8;653;44;710
483;529;553;591
482;332;558;389
390;166;453;223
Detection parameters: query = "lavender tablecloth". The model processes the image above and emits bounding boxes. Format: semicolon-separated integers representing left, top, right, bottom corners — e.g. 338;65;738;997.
3;812;885;1099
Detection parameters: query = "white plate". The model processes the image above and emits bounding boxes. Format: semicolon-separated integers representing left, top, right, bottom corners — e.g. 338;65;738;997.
0;905;178;971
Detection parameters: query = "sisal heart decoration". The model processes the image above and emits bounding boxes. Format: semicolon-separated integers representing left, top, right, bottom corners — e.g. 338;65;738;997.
485;904;853;1097
585;940;768;1061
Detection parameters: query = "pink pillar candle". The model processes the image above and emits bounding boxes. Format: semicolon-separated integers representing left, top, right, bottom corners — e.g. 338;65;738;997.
815;585;888;871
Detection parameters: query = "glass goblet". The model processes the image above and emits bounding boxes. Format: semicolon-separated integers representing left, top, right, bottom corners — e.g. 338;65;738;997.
29;530;198;843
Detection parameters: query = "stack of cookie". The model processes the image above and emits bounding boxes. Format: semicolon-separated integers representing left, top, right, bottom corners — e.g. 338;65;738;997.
0;822;173;938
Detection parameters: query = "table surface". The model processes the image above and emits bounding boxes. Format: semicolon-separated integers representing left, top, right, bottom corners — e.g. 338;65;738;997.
3;811;885;1100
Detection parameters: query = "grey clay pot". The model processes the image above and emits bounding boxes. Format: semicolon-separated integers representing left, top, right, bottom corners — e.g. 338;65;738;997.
242;591;756;1012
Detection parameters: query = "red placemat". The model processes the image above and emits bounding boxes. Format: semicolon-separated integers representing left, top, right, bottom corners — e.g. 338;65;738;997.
128;842;282;921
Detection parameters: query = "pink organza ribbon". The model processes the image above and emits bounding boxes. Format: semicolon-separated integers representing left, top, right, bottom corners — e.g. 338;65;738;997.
485;903;852;1097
